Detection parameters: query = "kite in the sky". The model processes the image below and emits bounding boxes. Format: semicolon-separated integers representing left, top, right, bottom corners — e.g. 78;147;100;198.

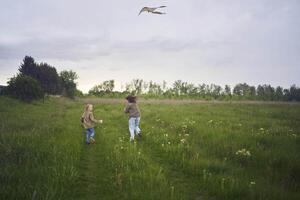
138;6;166;15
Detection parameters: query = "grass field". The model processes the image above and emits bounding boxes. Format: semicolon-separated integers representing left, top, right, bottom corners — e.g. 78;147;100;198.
0;96;300;200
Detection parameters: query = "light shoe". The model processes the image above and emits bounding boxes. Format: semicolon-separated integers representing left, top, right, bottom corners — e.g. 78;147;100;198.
90;138;96;144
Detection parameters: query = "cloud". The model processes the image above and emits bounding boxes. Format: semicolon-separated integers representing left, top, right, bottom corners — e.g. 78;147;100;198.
0;35;111;61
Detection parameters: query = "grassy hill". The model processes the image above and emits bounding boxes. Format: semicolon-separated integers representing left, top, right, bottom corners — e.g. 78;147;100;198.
0;96;300;200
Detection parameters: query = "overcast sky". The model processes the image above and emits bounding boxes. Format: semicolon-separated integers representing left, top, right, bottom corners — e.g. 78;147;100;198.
0;0;299;92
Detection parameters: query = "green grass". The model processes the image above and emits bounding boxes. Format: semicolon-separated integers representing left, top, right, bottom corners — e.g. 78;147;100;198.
0;96;300;200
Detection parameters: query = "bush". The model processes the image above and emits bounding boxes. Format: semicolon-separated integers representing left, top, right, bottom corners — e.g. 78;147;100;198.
6;75;44;102
59;70;78;99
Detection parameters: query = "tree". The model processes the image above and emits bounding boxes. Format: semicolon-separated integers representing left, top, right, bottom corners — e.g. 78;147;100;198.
283;88;291;101
172;80;191;96
198;84;207;97
289;85;300;101
233;84;243;96
249;86;256;97
60;70;78;98
275;86;284;101
18;56;62;94
18;56;37;77
224;85;231;96
264;84;275;100
6;75;44;102
125;79;144;95
257;85;265;100
173;80;183;96
148;81;163;96
89;80;115;95
210;84;222;99
37;63;62;94
132;79;143;95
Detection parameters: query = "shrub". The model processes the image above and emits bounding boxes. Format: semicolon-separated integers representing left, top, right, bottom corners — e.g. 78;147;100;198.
6;75;44;102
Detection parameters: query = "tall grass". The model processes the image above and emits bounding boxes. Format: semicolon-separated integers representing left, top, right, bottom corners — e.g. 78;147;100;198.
0;97;299;199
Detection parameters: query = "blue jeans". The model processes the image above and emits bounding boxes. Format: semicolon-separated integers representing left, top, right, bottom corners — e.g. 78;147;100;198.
129;117;141;140
86;128;95;143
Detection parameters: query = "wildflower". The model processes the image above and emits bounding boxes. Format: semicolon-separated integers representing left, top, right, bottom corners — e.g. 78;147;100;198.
259;128;264;131
250;181;256;185
235;148;251;157
164;134;168;137
161;144;165;147
168;141;171;145
120;146;124;150
178;133;182;137
180;138;186;144
238;123;242;127
138;151;141;155
184;134;189;137
208;120;213;123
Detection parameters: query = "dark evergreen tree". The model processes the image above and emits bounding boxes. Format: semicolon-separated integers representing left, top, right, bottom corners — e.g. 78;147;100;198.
6;75;44;102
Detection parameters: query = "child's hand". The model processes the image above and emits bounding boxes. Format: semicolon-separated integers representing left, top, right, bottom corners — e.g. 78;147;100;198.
99;120;103;124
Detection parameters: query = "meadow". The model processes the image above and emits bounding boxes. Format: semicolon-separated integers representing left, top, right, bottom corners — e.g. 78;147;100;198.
0;96;300;200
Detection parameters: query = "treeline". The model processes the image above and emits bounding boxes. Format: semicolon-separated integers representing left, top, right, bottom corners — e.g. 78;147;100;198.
3;56;299;102
89;79;300;101
3;56;81;102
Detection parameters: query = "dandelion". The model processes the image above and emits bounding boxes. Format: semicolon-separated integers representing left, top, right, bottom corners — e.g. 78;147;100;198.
235;148;251;157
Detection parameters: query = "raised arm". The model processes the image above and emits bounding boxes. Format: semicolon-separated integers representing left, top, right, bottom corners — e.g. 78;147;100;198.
124;104;130;113
89;113;98;123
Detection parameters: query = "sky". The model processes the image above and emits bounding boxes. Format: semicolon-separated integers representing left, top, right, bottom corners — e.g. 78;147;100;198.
0;0;299;93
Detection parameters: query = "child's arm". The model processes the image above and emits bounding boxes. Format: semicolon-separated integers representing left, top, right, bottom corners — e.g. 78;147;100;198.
90;113;103;124
124;104;130;113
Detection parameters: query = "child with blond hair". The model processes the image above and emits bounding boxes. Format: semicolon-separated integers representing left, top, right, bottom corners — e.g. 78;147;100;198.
81;104;103;144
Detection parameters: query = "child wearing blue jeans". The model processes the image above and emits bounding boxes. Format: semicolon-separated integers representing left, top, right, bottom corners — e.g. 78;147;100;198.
124;95;141;142
81;104;103;144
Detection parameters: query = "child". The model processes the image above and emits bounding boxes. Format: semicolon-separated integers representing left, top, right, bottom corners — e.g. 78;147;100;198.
81;104;103;144
124;95;141;142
